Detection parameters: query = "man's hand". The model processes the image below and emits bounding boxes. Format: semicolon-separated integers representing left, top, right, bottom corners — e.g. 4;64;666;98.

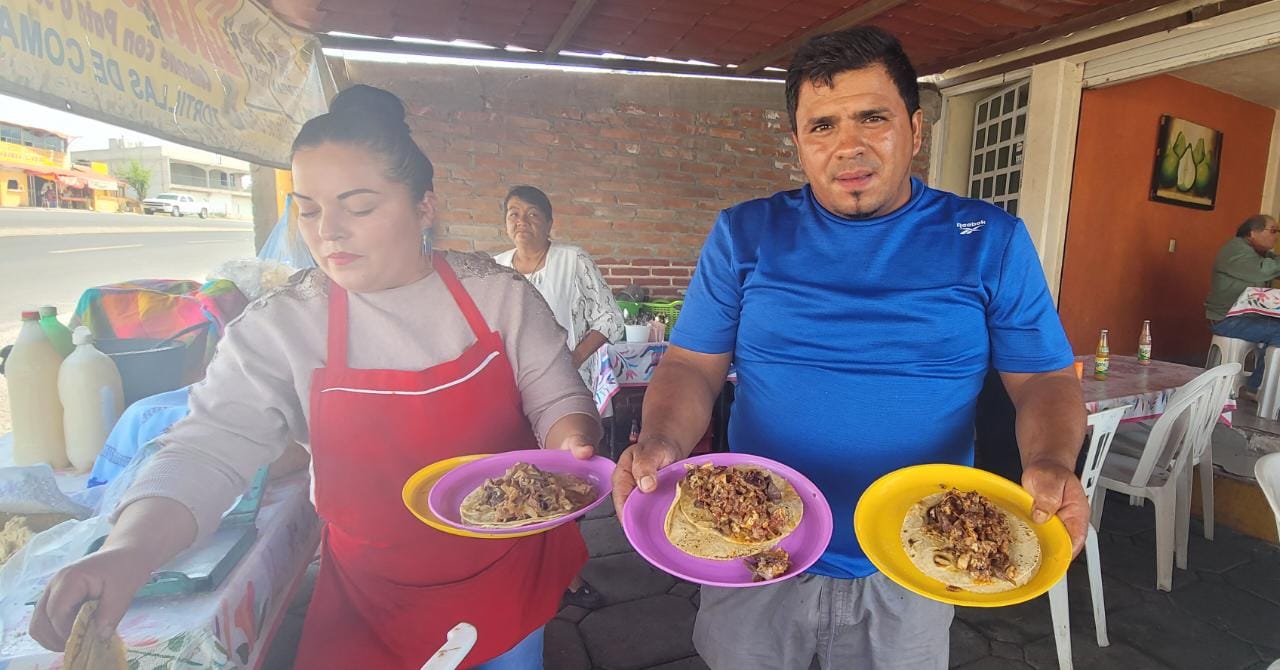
1021;460;1089;557
611;436;685;514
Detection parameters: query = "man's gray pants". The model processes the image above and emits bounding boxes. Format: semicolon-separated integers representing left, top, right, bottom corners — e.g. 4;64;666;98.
694;572;953;669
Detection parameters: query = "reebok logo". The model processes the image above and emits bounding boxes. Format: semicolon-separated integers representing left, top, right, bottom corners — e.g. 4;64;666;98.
956;220;987;235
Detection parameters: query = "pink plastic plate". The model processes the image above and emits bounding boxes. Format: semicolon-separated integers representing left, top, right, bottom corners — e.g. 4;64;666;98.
621;453;833;587
427;449;615;535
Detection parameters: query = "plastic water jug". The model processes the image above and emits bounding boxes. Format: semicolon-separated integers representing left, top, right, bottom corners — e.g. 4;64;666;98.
59;327;124;472
38;305;74;358
4;311;68;467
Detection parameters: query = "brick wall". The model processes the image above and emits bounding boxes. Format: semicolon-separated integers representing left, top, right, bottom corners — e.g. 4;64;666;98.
343;61;937;298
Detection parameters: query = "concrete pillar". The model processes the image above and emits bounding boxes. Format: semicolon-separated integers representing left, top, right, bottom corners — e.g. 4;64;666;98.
1020;59;1085;303
1264;111;1280;219
251;165;280;253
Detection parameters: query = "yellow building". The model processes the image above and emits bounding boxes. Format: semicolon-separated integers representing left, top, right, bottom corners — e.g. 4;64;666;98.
0;120;124;211
0;120;70;208
75;161;129;213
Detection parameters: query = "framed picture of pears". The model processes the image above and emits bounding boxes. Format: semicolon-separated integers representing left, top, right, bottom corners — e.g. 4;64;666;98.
1150;115;1223;210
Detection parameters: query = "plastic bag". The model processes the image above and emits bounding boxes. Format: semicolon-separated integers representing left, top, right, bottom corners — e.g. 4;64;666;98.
0;465;93;518
207;259;297;303
0;443;157;617
256;194;315;270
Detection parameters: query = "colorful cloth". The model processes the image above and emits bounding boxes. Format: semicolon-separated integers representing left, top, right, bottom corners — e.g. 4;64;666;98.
590;342;737;413
71;279;249;384
1225;286;1280;320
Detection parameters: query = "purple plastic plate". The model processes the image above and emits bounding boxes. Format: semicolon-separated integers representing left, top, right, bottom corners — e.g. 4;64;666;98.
621;453;833;587
428;449;615;535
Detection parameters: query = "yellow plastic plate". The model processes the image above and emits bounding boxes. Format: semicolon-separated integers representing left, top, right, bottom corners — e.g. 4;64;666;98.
854;463;1072;607
401;454;542;539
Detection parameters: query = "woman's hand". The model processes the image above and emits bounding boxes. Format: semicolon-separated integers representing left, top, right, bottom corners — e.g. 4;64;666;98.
554;433;596;460
545;413;603;460
31;497;198;652
29;546;155;652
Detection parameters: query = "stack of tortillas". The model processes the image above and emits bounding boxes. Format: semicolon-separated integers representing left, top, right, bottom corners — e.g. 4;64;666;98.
63;600;127;670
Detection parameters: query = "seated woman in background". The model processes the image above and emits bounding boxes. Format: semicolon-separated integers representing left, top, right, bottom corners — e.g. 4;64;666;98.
495;185;625;384
494;185;623;610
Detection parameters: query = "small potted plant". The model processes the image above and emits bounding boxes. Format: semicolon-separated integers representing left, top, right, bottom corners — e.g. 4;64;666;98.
624;307;653;343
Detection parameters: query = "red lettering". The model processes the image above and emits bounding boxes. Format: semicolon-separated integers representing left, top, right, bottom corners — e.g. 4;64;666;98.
161;0;196;53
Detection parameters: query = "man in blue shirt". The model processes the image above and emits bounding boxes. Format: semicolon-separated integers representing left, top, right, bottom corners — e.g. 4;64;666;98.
611;26;1086;669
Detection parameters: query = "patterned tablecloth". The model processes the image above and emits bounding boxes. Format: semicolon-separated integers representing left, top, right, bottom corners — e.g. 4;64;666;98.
592;347;1224;427
590;342;737;414
1225;286;1280;319
0;460;321;669
1077;355;1236;425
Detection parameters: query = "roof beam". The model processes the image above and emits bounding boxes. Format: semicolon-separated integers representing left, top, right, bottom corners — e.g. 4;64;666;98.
921;0;1184;75
736;0;909;76
318;33;786;80
544;0;597;60
931;14;1185;89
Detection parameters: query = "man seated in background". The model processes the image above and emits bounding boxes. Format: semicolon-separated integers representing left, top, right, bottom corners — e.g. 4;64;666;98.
1206;214;1280;395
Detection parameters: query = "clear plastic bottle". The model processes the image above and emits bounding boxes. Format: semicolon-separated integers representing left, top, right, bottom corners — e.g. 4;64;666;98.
38;305;74;358
59;327;124;472
5;311;68;467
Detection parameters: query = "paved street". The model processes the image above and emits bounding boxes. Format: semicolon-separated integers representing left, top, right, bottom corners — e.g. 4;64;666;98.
0;208;255;433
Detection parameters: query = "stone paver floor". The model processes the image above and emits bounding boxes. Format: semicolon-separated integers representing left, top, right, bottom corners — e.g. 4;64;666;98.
266;490;1280;669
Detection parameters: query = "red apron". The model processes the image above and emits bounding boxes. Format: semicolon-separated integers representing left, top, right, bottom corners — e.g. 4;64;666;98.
294;253;587;669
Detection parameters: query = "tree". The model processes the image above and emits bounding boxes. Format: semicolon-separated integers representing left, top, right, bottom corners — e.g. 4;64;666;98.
121;160;151;200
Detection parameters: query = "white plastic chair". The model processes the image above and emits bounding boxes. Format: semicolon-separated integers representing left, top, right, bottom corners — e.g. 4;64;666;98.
1206;334;1259;399
1256;452;1280;543
1047;404;1130;669
1092;363;1239;591
1114;365;1223;543
1257;347;1280;420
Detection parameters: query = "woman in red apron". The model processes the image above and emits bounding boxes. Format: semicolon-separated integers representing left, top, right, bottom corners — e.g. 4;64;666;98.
31;85;599;669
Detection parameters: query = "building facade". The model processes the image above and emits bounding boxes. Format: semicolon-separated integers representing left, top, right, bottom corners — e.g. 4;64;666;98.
0;120;125;211
75;139;253;219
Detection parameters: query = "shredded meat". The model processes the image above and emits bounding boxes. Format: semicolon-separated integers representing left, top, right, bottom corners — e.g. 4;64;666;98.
923;489;1015;584
683;464;790;543
743;547;791;582
478;462;595;523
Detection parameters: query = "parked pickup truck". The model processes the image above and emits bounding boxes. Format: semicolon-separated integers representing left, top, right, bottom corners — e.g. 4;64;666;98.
143;193;209;218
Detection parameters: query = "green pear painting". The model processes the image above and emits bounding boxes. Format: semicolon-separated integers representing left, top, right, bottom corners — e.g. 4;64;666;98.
1151;115;1222;210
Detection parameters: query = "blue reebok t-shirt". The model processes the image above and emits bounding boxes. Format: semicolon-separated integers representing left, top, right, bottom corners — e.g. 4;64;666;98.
670;179;1074;579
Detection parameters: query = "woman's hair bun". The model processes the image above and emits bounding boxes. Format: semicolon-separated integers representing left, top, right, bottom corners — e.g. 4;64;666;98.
329;85;407;128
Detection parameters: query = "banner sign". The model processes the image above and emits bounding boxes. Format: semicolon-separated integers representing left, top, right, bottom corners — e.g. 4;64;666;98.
0;0;330;167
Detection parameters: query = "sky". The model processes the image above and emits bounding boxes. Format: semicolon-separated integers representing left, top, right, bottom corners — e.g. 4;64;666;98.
0;94;180;153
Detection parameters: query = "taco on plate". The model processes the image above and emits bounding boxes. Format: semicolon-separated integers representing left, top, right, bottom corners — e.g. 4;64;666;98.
899;488;1041;594
459;462;595;529
664;463;804;560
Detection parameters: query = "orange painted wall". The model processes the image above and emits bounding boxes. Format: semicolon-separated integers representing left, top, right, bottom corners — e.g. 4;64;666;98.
1058;74;1276;362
